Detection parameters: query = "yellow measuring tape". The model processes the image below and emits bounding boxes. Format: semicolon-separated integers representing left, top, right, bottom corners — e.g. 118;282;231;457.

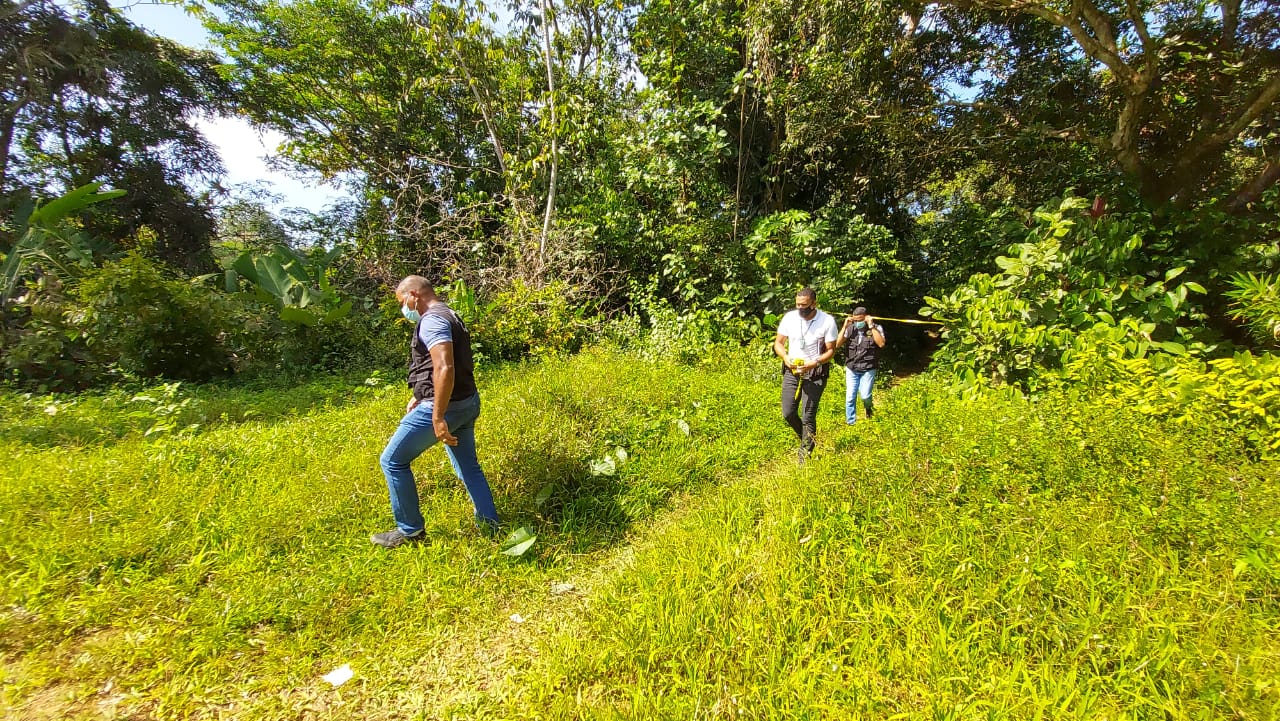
846;315;944;326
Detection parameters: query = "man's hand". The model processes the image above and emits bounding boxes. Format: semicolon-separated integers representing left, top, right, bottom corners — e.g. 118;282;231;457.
434;418;458;446
406;396;421;413
865;316;876;329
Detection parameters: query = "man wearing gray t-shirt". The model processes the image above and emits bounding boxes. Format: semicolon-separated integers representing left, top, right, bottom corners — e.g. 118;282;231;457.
371;275;499;548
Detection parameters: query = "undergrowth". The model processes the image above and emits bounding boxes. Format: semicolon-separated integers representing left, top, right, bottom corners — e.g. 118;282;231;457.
2;353;1276;719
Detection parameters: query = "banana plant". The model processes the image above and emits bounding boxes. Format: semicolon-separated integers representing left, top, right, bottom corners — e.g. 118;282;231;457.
226;244;351;326
1;183;126;307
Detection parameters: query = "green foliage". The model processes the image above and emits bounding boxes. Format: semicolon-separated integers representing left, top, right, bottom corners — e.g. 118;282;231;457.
0;182;126;307
227;243;352;327
634;294;768;365
1226;272;1280;348
744;207;914;316
0;281;101;391
77;252;233;382
940;0;1280;207
1053;331;1280;459
1;0;230;270
447;278;591;362
924;196;1214;390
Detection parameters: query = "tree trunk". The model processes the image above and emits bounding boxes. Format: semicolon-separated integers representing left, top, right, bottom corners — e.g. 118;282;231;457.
0;109;15;193
539;0;559;271
1227;158;1280;213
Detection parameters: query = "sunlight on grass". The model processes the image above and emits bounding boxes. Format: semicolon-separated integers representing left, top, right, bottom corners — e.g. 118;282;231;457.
2;356;1277;719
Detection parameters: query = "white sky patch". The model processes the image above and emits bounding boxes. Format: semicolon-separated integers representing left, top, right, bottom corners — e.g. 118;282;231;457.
197;115;343;213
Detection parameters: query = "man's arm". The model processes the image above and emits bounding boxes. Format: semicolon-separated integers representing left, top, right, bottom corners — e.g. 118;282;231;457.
869;319;886;348
429;341;459;446
835;317;852;348
774;333;793;369
816;339;837;364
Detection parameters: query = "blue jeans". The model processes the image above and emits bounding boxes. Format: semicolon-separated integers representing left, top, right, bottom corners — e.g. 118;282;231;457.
379;392;498;535
845;367;875;424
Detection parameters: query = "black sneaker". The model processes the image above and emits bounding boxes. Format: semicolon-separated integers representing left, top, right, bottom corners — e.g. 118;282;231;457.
370;528;423;548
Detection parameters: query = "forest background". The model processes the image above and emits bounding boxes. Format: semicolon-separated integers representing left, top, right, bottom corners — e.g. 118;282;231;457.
3;0;1280;718
2;0;1279;406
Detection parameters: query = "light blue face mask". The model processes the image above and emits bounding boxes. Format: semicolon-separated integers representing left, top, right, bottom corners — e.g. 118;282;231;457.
854;320;867;330
401;303;422;323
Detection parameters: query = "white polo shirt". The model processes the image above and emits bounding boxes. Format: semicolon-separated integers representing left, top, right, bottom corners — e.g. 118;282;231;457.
777;309;838;363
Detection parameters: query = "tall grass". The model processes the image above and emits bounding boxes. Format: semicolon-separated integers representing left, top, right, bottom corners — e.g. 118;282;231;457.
488;378;1280;719
0;348;788;719
2;353;1276;719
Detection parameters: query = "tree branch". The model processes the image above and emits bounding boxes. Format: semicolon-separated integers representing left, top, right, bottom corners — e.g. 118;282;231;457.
1226;155;1280;212
986;0;1138;87
1178;73;1280;173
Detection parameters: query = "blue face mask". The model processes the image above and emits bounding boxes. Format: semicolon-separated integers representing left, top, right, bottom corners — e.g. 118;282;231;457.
401;303;422;323
854;320;867;330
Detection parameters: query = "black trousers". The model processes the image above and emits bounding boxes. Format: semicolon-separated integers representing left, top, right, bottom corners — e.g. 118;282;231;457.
781;367;827;452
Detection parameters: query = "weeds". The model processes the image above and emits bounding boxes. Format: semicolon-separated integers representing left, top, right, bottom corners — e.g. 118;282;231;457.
1;355;1276;719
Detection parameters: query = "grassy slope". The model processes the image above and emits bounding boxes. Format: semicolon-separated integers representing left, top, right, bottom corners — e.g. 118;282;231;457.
1;352;1277;719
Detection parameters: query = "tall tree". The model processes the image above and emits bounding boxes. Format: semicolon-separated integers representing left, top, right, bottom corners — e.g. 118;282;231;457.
1;0;231;270
943;0;1280;207
204;0;529;279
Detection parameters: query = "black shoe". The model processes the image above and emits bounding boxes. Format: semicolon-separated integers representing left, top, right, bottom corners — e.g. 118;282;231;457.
370;528;423;548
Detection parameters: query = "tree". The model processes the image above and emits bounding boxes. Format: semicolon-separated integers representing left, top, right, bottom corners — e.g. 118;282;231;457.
1;0;232;271
204;0;527;281
942;0;1280;207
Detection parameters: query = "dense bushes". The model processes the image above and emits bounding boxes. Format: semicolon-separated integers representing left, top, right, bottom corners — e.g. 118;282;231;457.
923;196;1215;390
1054;331;1280;458
919;196;1280;459
78;253;234;381
445;279;592;362
1;246;609;390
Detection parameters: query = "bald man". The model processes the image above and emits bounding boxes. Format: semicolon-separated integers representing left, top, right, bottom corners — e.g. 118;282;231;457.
371;275;499;548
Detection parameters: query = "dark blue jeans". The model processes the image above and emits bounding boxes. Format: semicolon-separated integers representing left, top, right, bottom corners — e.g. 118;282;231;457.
379;392;498;534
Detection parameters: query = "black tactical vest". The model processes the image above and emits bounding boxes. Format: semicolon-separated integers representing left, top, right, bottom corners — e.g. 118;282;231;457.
843;325;881;372
407;303;477;402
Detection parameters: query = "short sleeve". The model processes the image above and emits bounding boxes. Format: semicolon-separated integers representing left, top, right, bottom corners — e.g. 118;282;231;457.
823;316;838;342
417;313;453;350
776;312;793;336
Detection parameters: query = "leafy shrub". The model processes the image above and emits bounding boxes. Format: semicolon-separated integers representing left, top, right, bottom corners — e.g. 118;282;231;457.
454;279;591;362
0;280;103;390
923;196;1214;391
77;252;233;381
636;295;766;365
1226;272;1280;348
1052;328;1280;459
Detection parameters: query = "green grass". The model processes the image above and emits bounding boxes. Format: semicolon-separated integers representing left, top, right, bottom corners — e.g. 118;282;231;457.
2;352;1277;719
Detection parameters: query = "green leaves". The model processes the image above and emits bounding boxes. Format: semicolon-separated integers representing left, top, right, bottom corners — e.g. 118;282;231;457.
227;244;351;327
499;526;538;557
924;195;1219;392
1226;273;1280;348
1;183;128;307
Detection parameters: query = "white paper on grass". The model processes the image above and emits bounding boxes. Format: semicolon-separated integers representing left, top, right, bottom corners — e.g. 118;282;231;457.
322;664;354;687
